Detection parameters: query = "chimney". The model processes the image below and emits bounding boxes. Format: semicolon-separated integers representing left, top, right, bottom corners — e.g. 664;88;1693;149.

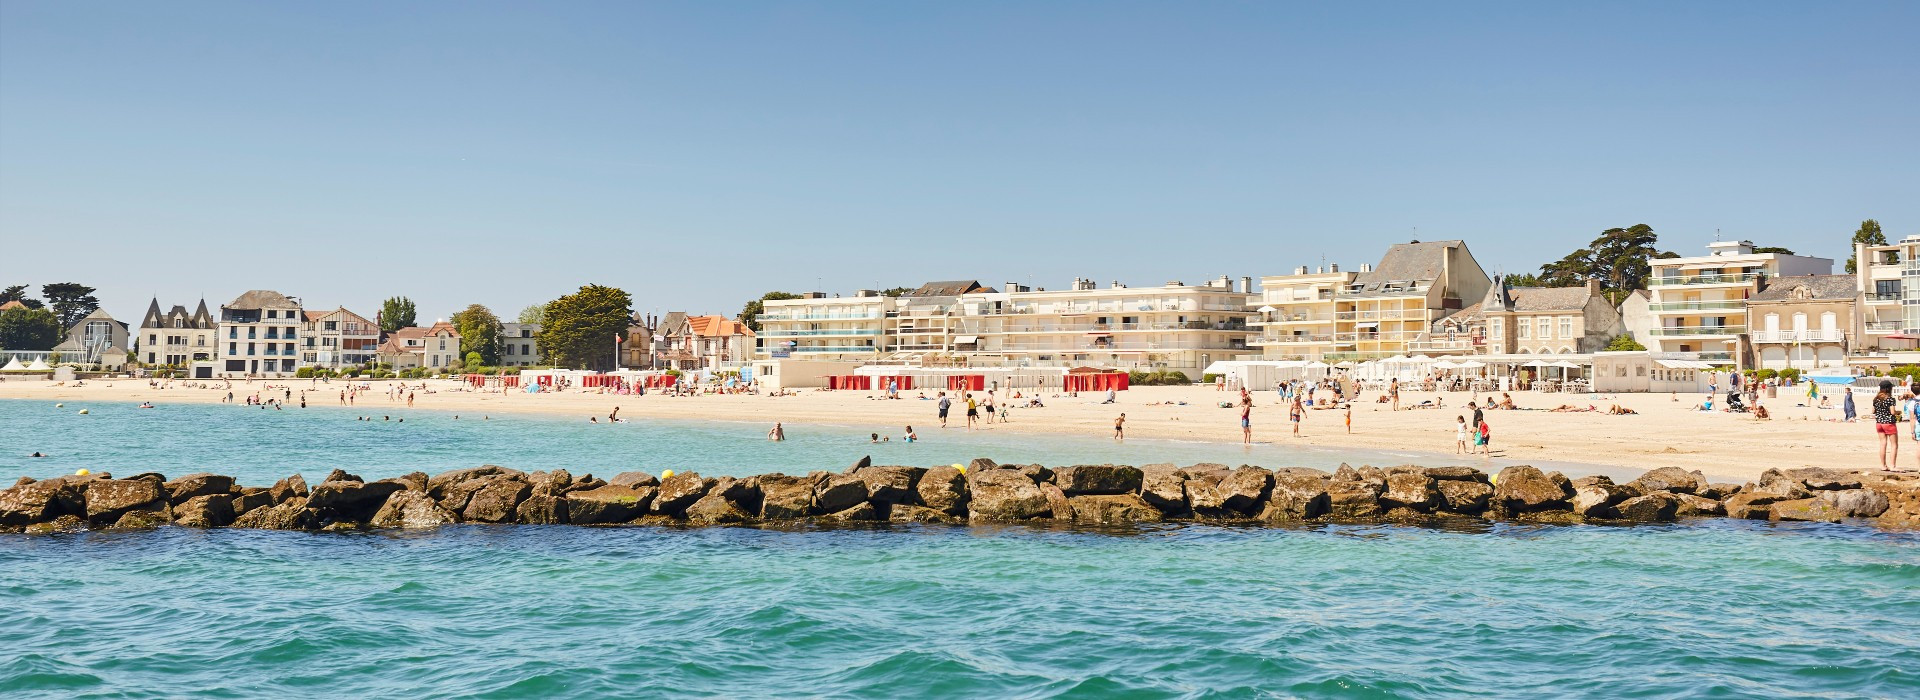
1329;263;1340;273
1294;266;1308;275
1358;263;1371;273
1586;278;1602;297
1240;276;1252;294
1111;280;1124;289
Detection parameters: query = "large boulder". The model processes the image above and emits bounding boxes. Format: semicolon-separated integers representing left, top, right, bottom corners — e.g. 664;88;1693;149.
514;494;567;524
1422;466;1485;482
563;486;655;525
1570;485;1619;519
1724;491;1787;519
1191;467;1272;517
1260;475;1330;521
528;469;574;497
111;507;172;529
322;469;362;484
1787;468;1861;491
1628;467;1708;495
852;466;924;505
1053;465;1144;495
1492;466;1573;515
174;494;234;527
967;469;1050;521
822;502;881;522
608;471;659;489
757;475;815;519
1769;498;1844;523
163;473;234;505
232;488;274;517
651;471;710;515
462;479;531;523
1016;464;1055;484
1138;465;1188;515
1435;480;1493;515
269;475;309;503
1040;484;1073;520
427;466;519;497
1067;494;1163;524
889;505;964;524
393;471;431;492
1381;473;1441;512
685;492;754;525
917;466;969;514
306;479;406;522
370;491;458;528
1747;477;1810;501
1324;482;1382;519
812;474;870;514
1816;489;1890;518
85;478;165;524
1;479;78;525
232;497;316;530
1673;493;1725;517
1616;493;1679;522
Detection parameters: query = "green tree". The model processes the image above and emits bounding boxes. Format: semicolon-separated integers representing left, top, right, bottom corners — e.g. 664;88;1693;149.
39;282;99;335
739;291;802;332
451;304;504;365
0;285;43;309
1846;219;1887;274
538;284;633;371
878;286;915;297
1535;224;1677;303
380;297;417;333
0;306;62;350
1752;246;1796;255
517;305;546;325
465;351;485;369
1502;272;1547;287
1605;333;1647;351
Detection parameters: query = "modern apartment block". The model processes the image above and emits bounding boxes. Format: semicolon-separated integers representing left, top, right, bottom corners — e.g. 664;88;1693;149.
951;276;1255;376
756;293;895;362
219;290;305;377
1249;266;1355;361
1854;235;1920;352
301;307;379;369
1643;240;1833;366
137;298;218;367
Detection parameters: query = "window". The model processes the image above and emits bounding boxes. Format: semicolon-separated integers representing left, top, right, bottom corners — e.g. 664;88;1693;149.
521;344;530;355
1489;318;1503;340
325;321;337;331
1559;316;1573;340
1518;319;1530;339
229;342;237;355
229;327;237;339
1537;317;1553;340
439;338;447;350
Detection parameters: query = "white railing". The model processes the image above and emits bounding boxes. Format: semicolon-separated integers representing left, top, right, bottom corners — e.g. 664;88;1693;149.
1751;330;1845;343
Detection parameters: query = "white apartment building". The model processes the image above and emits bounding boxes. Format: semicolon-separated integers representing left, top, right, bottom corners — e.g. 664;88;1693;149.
218;290;305;377
137;298;218;368
756;293;894;362
1854;236;1919;352
1250;266;1355;360
301;307;379;369
952;276;1255;377
1643;240;1832;367
501;322;541;366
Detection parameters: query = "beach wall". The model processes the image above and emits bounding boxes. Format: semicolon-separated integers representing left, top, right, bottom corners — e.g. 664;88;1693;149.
4;460;1917;533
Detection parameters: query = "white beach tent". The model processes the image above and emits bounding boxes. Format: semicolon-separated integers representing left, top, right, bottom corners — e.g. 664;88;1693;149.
26;358;50;371
0;357;22;371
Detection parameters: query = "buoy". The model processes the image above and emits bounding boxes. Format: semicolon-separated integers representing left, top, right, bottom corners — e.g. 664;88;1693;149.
953;462;966;474
75;469;90;476
662;469;675;479
77;409;89;415
55;403;63;408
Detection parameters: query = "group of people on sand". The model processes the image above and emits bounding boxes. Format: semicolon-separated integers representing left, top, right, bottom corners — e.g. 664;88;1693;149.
1456;402;1493;455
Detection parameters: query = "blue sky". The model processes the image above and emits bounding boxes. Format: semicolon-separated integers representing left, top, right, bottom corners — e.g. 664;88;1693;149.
2;1;1915;324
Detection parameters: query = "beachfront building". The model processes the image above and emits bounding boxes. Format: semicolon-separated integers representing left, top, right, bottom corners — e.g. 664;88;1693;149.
50;308;130;370
1643;240;1833;368
951;276;1256;377
655;313;754;371
377;322;461;371
1746;275;1859;370
755;293;894;362
219;290;305;377
1324;240;1492;361
137;298;218;368
1853;235;1919;353
301;307;379;369
1249;266;1355;361
501;322;542;366
1433;277;1626;356
1617;290;1655;347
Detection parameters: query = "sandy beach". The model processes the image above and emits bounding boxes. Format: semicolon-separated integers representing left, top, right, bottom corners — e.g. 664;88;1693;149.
1;377;1881;483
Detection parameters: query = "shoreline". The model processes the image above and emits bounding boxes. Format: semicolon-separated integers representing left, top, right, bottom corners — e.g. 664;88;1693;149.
0;378;1889;482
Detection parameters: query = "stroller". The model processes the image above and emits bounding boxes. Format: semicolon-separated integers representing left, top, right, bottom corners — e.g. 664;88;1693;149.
1726;390;1747;413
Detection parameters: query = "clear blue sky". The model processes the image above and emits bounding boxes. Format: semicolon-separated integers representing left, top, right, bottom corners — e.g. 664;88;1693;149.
3;1;1915;325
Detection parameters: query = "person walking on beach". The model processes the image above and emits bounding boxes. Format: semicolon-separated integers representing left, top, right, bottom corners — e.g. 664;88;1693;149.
1113;413;1126;441
936;391;952;428
1477;417;1492;456
964;393;979;431
1289;396;1304;437
1843;387;1857;422
1344;402;1352;434
1240;393;1253;445
982;391;995;427
1455;415;1468;454
1389;378;1400;411
1873;380;1899;470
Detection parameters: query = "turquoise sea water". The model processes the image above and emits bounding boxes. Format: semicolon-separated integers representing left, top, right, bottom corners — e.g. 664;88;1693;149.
4;399;1919;698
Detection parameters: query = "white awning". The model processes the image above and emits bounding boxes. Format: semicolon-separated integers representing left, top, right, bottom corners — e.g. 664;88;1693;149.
1656;359;1714;369
954;335;978;344
1356;322;1380;329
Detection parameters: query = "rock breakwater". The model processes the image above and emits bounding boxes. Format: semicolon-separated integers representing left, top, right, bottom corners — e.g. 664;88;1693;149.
5;461;1918;533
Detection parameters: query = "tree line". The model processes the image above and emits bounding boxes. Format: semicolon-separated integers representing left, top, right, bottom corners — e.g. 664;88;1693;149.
0;283;100;351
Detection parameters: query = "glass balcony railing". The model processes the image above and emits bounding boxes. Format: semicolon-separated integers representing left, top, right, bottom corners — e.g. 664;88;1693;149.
755;329;884;337
756;312;883;321
1648;301;1746;312
1648;273;1760;286
1647;326;1745;336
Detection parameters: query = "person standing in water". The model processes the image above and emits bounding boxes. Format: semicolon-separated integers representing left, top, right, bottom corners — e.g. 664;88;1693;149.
1113;413;1126;441
768;422;786;441
937;391;951;428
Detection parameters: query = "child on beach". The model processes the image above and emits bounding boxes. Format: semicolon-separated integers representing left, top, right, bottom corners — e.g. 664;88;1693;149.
1455;415;1468;454
937;391;951;428
903;426;917;443
1478;418;1492;455
1289;397;1304;437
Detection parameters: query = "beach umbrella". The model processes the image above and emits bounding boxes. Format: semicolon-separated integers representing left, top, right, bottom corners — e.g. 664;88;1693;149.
1432;360;1459;370
1460;360;1487;369
1256;305;1276;314
1305;361;1330;369
1522;360;1549;368
1551;360;1582;369
1410;354;1432;361
1383;354;1409;363
1335;361;1355;368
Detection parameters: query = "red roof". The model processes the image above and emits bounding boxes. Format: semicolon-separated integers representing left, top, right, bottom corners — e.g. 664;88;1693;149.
688;315;754;338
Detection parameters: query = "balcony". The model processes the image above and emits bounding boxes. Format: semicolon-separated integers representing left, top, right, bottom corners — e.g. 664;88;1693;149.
1751;330;1845;343
756;312;883;322
1249;333;1337;346
1866;293;1902;303
787;346;882;354
1647;325;1745;337
1866;321;1903;333
757;328;884;338
1648;300;1746;312
1648;273;1760;286
1335;309;1428;321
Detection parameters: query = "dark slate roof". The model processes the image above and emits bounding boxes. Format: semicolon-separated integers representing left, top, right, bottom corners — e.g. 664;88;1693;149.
1353;240;1460;290
225;289;298;309
1750;274;1858;302
909;280;990;297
